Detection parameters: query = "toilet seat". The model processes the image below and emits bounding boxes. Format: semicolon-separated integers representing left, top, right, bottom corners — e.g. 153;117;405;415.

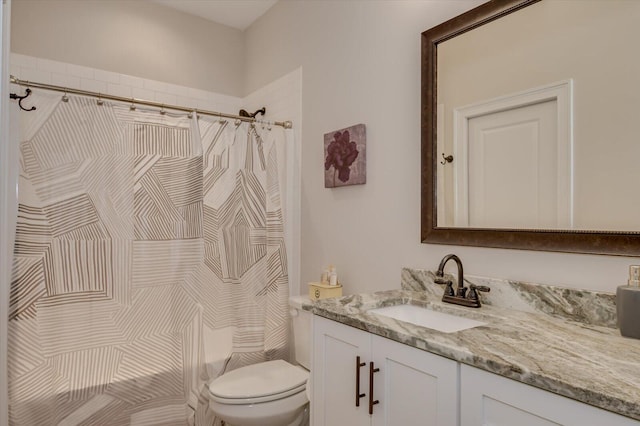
208;360;309;405
210;382;307;405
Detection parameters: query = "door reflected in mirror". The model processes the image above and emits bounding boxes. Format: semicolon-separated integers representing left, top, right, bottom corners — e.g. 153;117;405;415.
435;0;640;232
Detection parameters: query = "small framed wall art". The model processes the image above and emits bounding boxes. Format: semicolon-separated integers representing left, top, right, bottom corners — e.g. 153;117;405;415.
324;123;366;188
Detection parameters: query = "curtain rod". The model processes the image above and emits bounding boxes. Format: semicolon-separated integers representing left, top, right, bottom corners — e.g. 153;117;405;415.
9;75;293;129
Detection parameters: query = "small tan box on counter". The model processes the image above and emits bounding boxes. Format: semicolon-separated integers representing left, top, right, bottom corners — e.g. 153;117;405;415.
308;282;342;300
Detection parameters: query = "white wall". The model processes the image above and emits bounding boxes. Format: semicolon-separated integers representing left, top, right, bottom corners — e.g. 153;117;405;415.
245;0;638;294
11;0;245;96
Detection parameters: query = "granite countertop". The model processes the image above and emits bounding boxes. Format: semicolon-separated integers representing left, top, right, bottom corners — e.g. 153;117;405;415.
300;269;640;421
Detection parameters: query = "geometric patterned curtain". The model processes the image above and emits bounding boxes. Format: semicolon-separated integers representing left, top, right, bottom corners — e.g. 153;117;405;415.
195;116;290;425
8;95;289;426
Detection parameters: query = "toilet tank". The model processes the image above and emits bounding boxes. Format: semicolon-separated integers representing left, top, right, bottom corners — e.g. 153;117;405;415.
289;296;312;370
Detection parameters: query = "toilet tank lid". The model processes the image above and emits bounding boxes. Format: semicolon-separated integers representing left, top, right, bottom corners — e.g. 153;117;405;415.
289;295;311;310
208;360;309;399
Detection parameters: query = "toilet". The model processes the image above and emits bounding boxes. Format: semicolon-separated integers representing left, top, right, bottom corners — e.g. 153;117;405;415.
207;296;312;426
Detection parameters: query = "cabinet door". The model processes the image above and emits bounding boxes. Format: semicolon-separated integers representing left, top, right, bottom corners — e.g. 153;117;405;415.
371;335;458;426
461;364;639;426
312;316;371;426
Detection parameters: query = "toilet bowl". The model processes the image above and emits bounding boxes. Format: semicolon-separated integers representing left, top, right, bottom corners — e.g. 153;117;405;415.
207;297;312;426
208;360;309;426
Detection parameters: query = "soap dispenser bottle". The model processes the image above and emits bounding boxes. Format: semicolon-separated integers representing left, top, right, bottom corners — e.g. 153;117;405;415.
617;265;640;339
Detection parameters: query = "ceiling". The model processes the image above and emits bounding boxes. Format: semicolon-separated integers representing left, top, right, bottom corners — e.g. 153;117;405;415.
153;0;278;31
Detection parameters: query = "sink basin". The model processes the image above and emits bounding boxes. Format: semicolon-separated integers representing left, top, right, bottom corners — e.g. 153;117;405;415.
368;304;487;333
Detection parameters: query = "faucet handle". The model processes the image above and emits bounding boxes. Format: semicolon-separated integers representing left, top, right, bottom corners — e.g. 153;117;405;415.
470;284;490;292
467;284;490;302
443;281;455;296
434;277;456;296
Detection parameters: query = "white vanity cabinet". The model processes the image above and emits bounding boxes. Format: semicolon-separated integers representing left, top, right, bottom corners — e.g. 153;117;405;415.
370;332;458;426
460;365;639;426
312;315;371;426
312;314;640;426
312;315;458;426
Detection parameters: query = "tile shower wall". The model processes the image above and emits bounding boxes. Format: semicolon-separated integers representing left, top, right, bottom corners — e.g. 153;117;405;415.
10;53;243;114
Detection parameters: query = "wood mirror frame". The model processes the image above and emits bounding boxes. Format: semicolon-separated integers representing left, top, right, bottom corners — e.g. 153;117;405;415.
421;0;640;256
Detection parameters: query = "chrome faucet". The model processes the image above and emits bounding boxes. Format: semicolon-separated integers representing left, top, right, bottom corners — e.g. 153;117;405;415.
435;254;490;308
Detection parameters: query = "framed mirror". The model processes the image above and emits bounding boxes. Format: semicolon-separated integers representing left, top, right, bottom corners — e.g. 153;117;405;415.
421;0;640;255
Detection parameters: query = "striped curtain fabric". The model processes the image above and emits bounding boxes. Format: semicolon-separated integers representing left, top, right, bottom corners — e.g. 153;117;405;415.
195;117;290;425
8;96;290;425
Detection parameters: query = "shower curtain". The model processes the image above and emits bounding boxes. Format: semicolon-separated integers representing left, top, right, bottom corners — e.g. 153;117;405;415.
8;93;290;425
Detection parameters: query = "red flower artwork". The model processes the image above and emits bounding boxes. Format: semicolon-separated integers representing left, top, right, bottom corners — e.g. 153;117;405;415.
323;124;366;188
324;130;359;185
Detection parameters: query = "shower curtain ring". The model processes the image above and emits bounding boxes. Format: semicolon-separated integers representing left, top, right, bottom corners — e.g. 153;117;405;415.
96;94;104;106
129;99;136;111
235;118;241;127
160;105;166;115
218;113;226;124
61;89;69;103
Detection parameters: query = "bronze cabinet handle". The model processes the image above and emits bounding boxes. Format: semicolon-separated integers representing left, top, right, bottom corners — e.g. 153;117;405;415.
369;361;380;415
355;356;366;407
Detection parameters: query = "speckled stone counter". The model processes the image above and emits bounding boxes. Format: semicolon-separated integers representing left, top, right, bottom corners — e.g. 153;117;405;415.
300;269;640;421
